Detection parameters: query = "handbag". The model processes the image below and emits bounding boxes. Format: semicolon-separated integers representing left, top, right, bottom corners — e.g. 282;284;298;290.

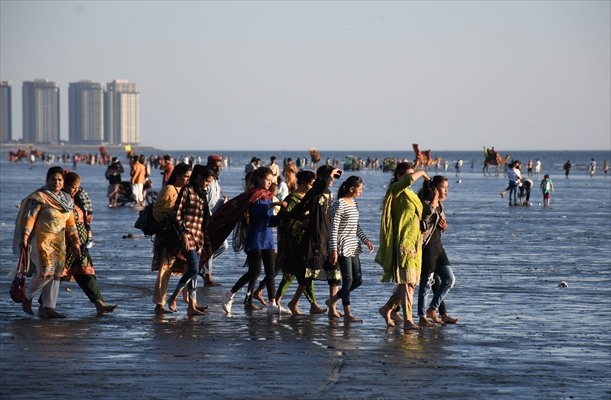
10;247;29;303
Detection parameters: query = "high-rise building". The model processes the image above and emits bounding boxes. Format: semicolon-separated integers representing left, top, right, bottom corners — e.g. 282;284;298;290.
22;79;60;144
69;80;104;143
0;81;12;143
105;80;139;145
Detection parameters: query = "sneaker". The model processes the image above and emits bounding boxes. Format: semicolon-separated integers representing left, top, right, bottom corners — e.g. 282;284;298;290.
222;291;234;313
267;304;280;313
278;305;292;315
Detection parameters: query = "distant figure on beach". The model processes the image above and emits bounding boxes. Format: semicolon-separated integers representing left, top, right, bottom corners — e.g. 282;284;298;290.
327;176;374;323
535;159;541;175
159;155;173;186
604;160;608;175
563;160;571;178
105;157;124;207
376;163;429;329
443;160;449;174
283;157;298;193
130;155;146;207
589;159;596;177
519;177;533;206
417;175;458;327
471;159;474;168
245;157;258;175
267;156;280;178
455;159;462;176
540;174;554;207
526;160;533;176
505;160;522;206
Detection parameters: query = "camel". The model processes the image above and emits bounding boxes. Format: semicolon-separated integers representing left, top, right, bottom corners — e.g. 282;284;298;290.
483;147;511;176
412;144;440;171
309;148;321;169
8;149;28;162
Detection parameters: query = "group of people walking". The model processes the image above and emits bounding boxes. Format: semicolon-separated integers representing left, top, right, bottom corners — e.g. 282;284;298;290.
12;156;459;329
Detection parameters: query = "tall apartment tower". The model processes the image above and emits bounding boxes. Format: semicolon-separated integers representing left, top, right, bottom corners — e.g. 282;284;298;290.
69;80;104;143
105;80;139;145
0;81;12;143
22;79;60;144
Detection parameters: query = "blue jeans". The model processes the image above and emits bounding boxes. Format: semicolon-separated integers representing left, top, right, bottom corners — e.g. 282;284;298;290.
418;264;455;317
173;250;199;301
201;240;228;275
337;256;362;306
508;180;518;204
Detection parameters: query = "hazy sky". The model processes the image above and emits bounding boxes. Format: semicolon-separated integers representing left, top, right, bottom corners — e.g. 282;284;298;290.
1;1;609;151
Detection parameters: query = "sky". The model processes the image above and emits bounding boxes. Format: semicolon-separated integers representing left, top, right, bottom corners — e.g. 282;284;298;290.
1;1;609;151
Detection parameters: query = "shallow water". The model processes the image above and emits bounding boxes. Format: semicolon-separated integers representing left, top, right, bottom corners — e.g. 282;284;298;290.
0;151;610;399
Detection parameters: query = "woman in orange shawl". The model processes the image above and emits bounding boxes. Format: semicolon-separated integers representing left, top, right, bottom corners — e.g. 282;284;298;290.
13;167;80;318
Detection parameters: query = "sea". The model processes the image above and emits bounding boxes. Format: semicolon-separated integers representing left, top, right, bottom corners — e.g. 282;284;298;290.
0;149;610;398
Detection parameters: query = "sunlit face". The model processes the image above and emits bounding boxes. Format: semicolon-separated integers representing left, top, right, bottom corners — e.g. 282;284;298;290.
64;180;80;197
350;183;363;199
176;170;192;188
307;179;316;189
258;174;273;190
437;181;449;202
46;173;64;194
202;176;214;189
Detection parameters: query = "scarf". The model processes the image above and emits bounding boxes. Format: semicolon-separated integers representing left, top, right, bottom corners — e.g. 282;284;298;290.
12;188;74;255
199;188;273;267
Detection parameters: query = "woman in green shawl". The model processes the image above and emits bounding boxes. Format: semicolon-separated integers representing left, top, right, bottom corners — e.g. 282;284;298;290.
375;162;429;329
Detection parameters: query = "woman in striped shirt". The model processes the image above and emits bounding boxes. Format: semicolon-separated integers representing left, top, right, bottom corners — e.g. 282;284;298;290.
326;176;374;322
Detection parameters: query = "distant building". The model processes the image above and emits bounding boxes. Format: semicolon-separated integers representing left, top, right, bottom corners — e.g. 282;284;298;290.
69;80;104;144
0;81;12;143
22;79;60;144
105;80;139;145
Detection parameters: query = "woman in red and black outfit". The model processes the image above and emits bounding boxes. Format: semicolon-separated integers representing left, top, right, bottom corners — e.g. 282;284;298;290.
167;165;215;316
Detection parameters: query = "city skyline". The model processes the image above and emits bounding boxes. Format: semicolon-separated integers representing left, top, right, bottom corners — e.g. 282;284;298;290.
1;2;609;151
1;78;140;145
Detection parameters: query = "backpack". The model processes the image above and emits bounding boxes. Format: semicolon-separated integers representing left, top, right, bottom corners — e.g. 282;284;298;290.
134;203;164;236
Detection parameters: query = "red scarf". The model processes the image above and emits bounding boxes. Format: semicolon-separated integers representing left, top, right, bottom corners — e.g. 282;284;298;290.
199;188;273;268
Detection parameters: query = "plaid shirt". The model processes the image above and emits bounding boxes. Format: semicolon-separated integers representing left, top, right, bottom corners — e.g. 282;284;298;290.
173;185;209;253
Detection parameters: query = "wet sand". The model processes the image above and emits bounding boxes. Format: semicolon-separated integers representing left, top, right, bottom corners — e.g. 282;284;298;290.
1;159;610;399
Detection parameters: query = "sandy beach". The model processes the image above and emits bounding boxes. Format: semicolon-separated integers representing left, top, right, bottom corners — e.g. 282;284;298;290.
1;154;610;399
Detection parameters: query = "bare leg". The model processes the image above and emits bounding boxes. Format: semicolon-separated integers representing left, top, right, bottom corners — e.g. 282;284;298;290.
343;305;362;323
287;284;306;316
425;307;443;324
326;285;342;318
253;287;268;306
402;283;422;330
379;305;395;327
203;273;221;287
187;297;204;316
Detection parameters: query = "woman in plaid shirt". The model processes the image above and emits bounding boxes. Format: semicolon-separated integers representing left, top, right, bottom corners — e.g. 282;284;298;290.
167;165;215;316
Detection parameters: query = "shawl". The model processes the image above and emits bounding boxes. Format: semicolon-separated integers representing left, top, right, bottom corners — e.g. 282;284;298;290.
13;188;75;255
199;188;273;267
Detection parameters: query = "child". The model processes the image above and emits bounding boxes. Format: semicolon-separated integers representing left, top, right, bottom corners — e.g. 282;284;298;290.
540;174;554;207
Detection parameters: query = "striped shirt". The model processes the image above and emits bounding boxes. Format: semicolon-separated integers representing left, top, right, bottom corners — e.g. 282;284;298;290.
329;198;369;257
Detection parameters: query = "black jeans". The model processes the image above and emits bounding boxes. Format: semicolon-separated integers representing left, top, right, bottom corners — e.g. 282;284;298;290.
233;249;276;301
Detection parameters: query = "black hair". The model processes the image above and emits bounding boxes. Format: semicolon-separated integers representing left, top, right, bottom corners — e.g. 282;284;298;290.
250;166;273;188
166;163;192;186
316;165;334;178
296;170;316;185
64;171;81;187
190;164;214;184
391;162;412;184
418;175;448;201
338;175;362;198
46;166;65;181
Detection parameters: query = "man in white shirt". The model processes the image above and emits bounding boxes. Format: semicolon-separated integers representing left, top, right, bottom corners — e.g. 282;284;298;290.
201;155;229;286
268;156;280;178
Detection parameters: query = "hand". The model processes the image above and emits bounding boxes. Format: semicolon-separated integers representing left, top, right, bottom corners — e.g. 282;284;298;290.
330;250;338;265
181;234;190;251
72;244;81;257
277;201;288;209
86;214;93;224
438;218;447;231
366;241;374;253
20;235;29;249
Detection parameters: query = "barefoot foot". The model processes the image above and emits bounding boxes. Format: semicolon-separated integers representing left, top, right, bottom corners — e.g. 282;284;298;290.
309;303;327;315
253;290;268;307
379;306;395;327
287;300;301;316
245;302;262;311
345;315;363;323
325;299;341;318
390;309;404;323
441;313;460;324
426;308;443;324
154;305;172;314
418;316;437;327
404;320;422;330
187;307;205;316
